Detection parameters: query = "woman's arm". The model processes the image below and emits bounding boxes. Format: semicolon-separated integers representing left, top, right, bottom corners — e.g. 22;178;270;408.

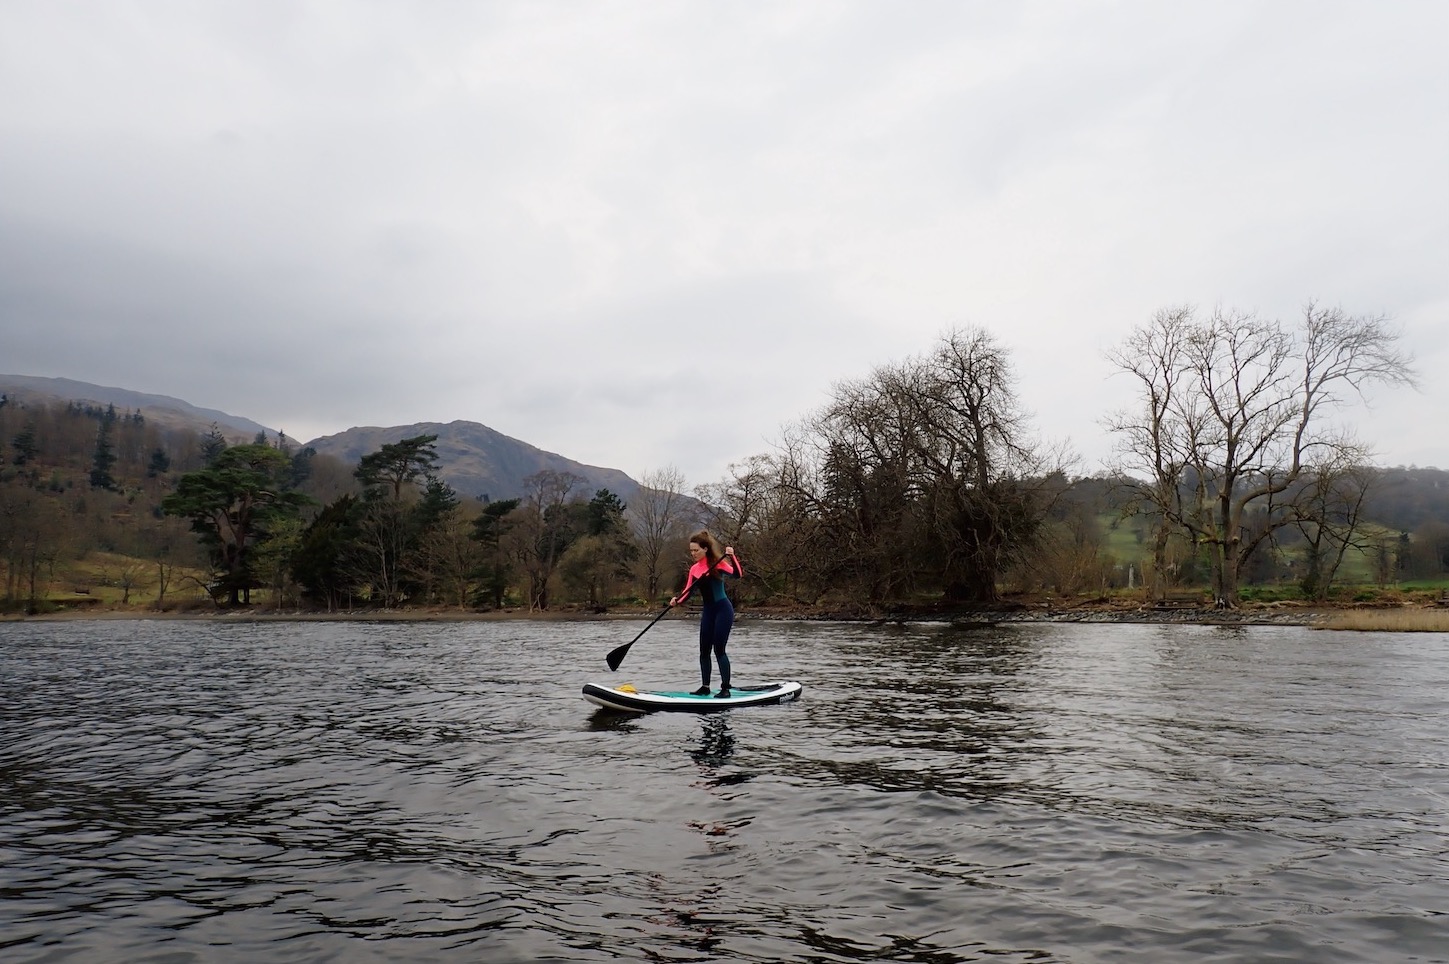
670;560;706;606
670;576;695;607
724;547;743;579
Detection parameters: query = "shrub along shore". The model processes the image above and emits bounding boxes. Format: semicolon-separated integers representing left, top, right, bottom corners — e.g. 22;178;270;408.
7;597;1449;632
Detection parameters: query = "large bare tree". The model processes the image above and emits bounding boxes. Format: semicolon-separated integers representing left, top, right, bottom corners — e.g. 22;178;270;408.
509;469;584;610
0;480;72;612
1107;302;1416;607
784;325;1061;606
1103;306;1194;601
632;465;689;601
906;327;1064;601
801;369;930;604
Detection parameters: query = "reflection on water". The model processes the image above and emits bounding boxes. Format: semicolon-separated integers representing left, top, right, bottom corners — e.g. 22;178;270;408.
691;715;737;769
1;618;1447;963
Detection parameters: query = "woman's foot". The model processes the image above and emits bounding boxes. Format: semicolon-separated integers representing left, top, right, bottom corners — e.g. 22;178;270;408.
714;687;732;699
691;686;711;696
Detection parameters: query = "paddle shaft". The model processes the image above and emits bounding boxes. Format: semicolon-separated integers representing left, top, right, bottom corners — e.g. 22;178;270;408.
606;604;673;671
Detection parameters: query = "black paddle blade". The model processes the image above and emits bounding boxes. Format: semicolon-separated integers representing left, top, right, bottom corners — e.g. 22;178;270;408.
605;604;672;671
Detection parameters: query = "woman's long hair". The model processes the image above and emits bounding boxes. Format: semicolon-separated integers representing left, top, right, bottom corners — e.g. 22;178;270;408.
689;529;724;567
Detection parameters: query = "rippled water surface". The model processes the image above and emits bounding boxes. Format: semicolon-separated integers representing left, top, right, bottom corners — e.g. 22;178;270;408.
2;618;1447;963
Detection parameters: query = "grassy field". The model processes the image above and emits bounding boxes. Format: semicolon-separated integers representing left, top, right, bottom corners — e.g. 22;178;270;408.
5;550;213;613
1097;514;1440;596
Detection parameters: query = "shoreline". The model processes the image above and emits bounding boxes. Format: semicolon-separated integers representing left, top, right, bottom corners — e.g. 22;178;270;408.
0;601;1395;628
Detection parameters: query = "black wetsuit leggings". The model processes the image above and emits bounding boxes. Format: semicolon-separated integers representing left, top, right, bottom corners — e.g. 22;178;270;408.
698;599;734;688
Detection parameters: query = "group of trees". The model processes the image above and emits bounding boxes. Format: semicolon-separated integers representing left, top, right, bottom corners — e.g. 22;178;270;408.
681;328;1069;609
155;432;667;613
669;305;1424;612
2;301;1440;613
1;397;204;611
0;392;699;613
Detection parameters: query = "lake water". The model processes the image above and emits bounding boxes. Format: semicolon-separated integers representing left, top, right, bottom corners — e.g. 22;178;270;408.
1;617;1446;963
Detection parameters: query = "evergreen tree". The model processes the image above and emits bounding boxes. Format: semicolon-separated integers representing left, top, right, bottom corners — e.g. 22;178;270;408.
470;498;520;609
162;443;313;605
147;447;171;478
292;495;361;610
585;488;628;536
89;419;118;490
288;445;316;490
416;476;461;528
200;423;228;465
355;434;441;499
12;424;39;466
562;489;639;607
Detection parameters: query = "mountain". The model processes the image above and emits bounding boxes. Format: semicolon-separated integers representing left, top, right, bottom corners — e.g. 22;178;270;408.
0;373;273;441
304;420;641;503
1;375;643;503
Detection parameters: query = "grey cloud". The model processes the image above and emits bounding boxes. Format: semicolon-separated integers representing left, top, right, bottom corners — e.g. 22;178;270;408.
2;1;1444;487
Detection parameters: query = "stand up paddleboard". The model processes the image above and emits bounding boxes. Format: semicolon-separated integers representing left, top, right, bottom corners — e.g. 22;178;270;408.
582;680;803;714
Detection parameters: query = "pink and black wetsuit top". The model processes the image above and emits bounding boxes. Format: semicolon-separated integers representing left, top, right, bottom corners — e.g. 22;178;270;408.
677;556;742;606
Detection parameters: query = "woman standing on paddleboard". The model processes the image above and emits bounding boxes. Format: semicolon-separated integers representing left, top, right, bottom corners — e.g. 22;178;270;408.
670;530;742;698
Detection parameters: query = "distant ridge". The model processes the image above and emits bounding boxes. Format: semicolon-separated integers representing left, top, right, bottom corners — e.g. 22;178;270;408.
305;420;641;503
0;373;273;440
0;374;644;504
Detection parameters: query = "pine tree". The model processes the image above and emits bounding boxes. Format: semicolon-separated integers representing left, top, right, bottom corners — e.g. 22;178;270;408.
147;447;171;478
200;423;228;465
12;424;39;465
89;419;118;490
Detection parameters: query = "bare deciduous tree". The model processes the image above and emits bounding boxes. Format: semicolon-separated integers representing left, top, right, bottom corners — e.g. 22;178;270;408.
904;327;1065;602
0;481;70;612
1107;302;1416;607
1104;306;1194;602
509;469;584;610
632;465;689;601
746;326;1062;609
1287;461;1378;601
410;504;481;608
349;498;410;607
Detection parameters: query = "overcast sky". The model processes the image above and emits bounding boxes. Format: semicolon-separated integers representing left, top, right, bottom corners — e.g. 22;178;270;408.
2;1;1445;487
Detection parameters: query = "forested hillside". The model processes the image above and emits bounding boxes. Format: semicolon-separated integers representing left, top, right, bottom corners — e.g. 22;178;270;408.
0;393;688;614
0;394;354;610
0;373;273;439
1367;467;1449;533
3;344;1447;617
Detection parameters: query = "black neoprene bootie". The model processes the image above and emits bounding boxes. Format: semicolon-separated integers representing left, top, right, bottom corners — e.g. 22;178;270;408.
692;686;711;696
715;687;731;699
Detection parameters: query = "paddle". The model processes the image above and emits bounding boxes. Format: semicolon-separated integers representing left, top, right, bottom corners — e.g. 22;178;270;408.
605;547;734;672
605;603;673;671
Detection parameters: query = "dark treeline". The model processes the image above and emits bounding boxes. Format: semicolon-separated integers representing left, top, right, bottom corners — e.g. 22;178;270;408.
2;309;1446;614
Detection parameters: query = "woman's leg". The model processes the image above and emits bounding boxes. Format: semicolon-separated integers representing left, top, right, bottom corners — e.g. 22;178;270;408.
712;601;734;690
697;611;714;689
